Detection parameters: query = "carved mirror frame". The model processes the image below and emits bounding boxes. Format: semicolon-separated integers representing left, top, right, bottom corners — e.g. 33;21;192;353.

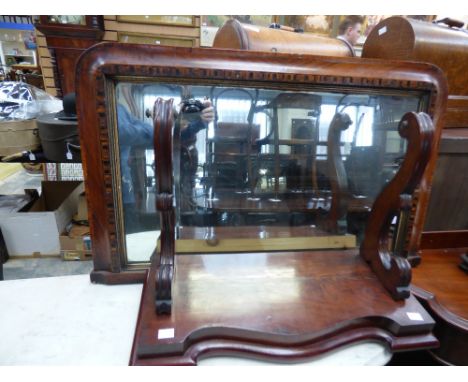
75;42;447;285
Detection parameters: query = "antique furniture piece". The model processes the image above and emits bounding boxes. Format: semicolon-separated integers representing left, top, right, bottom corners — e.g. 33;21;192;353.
363;16;468;249
213;19;354;57
35;16;104;97
75;43;448;364
362;17;468;129
362;16;468;365
75;43;447;284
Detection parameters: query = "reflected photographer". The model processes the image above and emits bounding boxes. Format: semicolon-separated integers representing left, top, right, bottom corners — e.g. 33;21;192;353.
117;92;214;233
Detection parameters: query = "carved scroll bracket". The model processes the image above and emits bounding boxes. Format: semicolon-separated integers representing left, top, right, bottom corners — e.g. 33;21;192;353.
360;112;434;300
153;97;175;315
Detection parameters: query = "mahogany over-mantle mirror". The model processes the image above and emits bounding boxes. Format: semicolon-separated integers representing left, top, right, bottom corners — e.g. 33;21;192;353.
76;43;446;287
75;43;449;365
115;82;423;263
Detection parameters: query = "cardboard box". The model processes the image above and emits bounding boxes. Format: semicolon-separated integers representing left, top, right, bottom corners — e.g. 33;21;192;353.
60;223;92;261
0;119;41;156
0;181;84;256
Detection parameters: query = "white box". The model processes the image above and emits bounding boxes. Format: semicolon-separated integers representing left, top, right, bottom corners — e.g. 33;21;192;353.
0;181;84;256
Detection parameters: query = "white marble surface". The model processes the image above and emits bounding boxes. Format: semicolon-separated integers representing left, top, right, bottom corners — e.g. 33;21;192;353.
0;274;142;365
0;274;392;365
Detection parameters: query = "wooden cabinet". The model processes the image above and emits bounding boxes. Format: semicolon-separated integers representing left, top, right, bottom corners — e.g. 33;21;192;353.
34;16;104;97
362;16;468;250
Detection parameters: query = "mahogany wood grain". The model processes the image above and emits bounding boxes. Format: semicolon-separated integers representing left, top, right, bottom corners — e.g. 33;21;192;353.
362;17;468;96
90;269;146;284
362;18;468;280
153;98;176;315
361;112;434;300
75;43;447;284
412;248;468;365
445;96;468;128
130;249;438;365
421;231;468;250
36;16;104;39
35;16;104;96
213;19;353;57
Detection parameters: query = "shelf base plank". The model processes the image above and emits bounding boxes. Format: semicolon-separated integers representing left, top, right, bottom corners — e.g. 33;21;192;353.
130;249;437;365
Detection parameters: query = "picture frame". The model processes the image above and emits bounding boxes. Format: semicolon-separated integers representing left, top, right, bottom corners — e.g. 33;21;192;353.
116;15;195;27
118;32;197;48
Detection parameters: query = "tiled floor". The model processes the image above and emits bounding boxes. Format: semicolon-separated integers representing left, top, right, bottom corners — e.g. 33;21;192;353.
1;166;92;280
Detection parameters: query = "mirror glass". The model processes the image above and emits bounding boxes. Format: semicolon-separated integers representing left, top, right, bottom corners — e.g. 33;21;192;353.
114;82;426;263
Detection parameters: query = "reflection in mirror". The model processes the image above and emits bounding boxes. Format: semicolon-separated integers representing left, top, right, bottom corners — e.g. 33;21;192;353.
114;82;424;263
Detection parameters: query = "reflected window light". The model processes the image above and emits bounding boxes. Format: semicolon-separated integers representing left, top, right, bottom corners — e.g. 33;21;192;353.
355;107;374;147
317;104;374;157
208;98;268;139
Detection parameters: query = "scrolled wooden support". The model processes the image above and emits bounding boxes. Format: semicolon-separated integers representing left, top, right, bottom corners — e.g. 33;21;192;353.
360;112;434;300
153;97;176;315
325;112;353;234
